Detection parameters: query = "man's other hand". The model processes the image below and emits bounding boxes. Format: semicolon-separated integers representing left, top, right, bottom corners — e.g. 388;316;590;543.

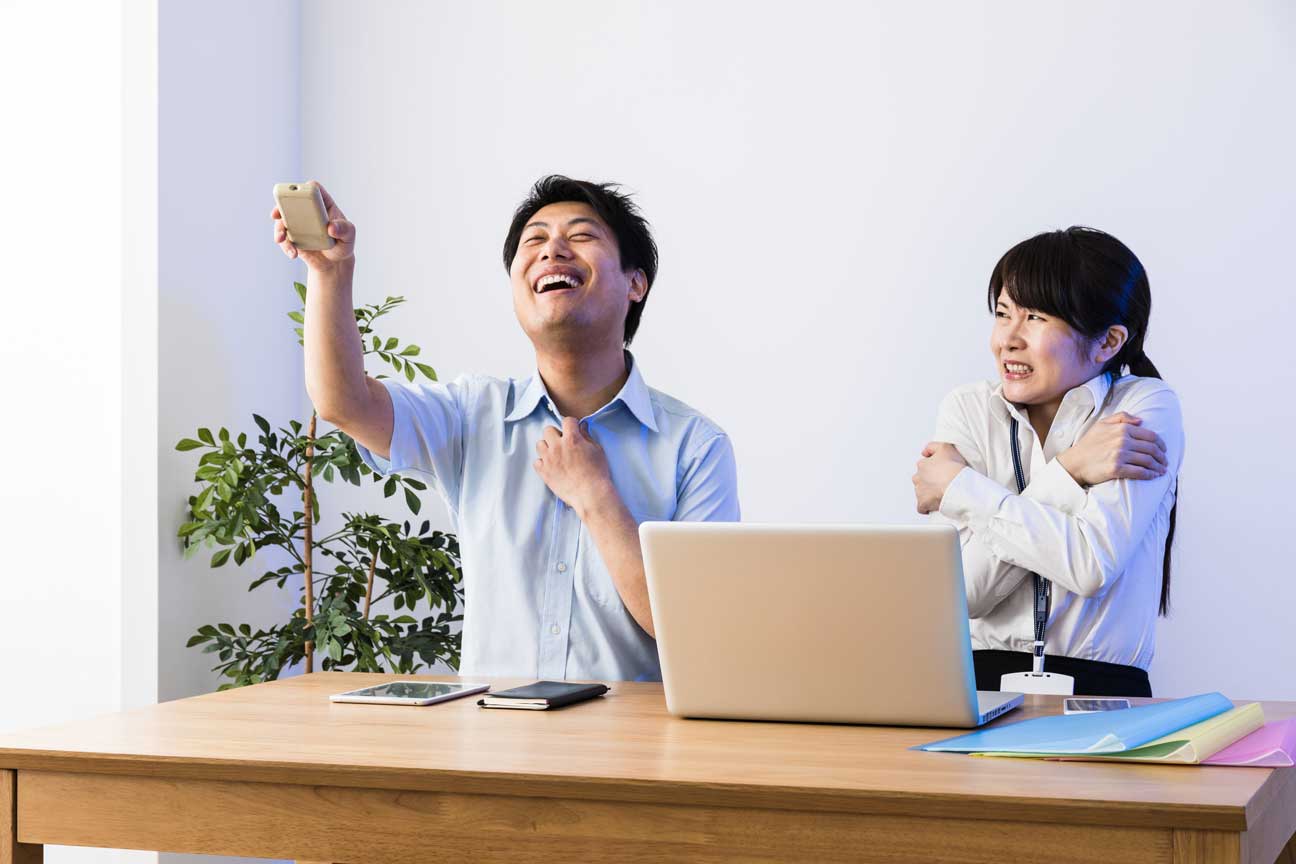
534;417;618;520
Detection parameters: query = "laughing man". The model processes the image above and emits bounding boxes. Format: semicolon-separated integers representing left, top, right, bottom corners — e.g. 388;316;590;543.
272;175;740;682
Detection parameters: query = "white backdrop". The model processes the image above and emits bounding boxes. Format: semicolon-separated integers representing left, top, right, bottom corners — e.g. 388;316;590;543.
300;0;1296;699
0;4;1292;862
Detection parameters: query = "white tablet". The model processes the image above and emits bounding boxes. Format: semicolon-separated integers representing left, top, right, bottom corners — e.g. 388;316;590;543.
329;681;490;706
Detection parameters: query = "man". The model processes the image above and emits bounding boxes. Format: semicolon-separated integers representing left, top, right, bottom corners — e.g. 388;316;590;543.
271;175;739;682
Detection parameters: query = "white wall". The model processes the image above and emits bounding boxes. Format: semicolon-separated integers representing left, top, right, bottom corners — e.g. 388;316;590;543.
157;3;303;864
302;0;1296;699
1;0;126;729
158;0;305;705
1;1;155;863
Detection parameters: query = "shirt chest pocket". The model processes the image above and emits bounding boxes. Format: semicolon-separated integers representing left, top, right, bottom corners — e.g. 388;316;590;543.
577;501;673;609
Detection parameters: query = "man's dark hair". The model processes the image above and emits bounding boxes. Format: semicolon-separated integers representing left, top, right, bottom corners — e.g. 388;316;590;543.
503;175;658;346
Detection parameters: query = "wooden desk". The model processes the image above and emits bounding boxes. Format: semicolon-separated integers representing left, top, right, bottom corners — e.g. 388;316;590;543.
2;673;1294;864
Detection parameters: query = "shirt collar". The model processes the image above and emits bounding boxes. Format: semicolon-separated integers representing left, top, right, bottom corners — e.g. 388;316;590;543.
990;370;1113;426
503;351;659;433
1064;371;1113;420
503;373;550;423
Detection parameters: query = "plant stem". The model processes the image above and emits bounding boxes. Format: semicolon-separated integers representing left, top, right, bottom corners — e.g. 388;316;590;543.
303;412;317;673
363;549;378;620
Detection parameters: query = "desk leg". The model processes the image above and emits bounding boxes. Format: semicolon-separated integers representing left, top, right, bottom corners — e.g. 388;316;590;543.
1279;831;1296;864
1;771;42;864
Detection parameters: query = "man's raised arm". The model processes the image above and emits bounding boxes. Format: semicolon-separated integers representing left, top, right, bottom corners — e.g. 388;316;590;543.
272;182;393;457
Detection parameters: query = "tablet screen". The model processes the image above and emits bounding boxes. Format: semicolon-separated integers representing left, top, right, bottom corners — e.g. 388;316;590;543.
349;682;467;699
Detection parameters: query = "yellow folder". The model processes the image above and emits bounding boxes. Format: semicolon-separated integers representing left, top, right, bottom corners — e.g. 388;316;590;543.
976;703;1266;765
1062;703;1266;764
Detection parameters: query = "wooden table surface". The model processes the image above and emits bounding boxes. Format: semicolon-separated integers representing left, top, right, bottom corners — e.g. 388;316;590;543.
2;672;1294;864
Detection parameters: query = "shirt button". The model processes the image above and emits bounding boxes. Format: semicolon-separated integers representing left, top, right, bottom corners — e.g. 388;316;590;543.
556;561;567;573
550;624;561;635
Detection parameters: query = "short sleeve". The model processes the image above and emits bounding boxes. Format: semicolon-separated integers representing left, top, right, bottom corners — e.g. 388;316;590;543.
355;376;473;509
673;433;741;522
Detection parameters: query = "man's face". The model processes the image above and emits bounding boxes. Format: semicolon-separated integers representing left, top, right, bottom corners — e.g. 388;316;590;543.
509;202;646;349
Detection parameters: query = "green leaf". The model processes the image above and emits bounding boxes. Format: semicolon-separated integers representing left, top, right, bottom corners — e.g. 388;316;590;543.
327;637;343;661
287;310;305;324
185;634;208;647
198;427;215;446
399;345;420;356
210;548;232;568
383;337;398;351
404;488;421;515
384;477;397;498
176;438;204;451
414;363;438;381
404;363;415;382
294;281;307;303
254;414;271;435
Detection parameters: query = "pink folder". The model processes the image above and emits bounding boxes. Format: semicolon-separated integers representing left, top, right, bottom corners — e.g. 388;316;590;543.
1203;718;1296;767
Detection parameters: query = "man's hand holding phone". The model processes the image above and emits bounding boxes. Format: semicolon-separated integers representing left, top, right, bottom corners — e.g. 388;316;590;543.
272;181;356;271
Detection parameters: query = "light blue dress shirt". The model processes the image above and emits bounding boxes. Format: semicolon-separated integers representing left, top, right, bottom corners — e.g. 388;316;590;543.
356;354;740;682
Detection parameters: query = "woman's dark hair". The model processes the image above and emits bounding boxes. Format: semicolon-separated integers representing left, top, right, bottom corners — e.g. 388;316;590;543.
986;226;1176;616
502;175;658;346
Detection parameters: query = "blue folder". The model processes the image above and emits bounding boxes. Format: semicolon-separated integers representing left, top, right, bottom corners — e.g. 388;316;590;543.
917;692;1233;755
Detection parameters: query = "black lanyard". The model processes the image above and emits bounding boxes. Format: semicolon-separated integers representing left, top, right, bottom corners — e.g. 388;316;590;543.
1009;417;1050;671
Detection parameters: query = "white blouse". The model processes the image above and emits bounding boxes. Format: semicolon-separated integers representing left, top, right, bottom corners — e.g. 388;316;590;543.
933;372;1184;670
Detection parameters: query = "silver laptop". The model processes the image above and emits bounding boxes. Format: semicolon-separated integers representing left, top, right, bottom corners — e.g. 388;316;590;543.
641;522;1022;728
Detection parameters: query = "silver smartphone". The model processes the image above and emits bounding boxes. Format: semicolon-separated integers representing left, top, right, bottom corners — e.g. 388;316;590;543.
330;681;490;706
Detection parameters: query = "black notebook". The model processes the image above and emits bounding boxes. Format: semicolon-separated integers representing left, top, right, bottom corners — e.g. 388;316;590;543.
477;680;609;710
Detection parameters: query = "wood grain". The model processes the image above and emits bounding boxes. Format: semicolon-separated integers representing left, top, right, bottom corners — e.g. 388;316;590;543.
1173;829;1241;863
18;770;1174;864
0;674;1284;831
0;771;41;864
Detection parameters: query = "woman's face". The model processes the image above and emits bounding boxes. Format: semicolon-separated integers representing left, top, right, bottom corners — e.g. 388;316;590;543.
990;291;1103;406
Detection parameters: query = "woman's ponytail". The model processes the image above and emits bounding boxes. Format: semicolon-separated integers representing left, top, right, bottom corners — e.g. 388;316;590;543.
1125;349;1176;617
1127;348;1161;381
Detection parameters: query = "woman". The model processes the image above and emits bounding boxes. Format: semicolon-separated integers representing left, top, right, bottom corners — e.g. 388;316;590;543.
913;226;1182;697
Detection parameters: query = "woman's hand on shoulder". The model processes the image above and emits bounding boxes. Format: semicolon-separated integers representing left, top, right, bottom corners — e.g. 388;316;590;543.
1056;412;1167;487
913;442;968;515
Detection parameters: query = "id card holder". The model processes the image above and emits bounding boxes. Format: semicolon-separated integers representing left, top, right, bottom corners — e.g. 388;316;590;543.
1003;418;1075;698
1000;670;1074;696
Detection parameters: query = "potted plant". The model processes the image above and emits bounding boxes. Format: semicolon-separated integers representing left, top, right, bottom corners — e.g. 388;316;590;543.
175;284;463;689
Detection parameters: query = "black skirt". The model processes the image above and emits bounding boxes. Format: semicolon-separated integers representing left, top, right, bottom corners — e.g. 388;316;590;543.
973;649;1152;697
